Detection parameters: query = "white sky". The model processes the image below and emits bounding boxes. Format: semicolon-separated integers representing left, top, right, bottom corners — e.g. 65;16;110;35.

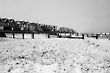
0;0;110;33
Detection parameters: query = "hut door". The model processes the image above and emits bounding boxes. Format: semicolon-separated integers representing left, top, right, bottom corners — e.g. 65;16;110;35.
3;26;12;30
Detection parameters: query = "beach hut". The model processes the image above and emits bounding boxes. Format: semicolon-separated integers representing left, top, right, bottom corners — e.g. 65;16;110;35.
0;19;4;30
1;18;12;30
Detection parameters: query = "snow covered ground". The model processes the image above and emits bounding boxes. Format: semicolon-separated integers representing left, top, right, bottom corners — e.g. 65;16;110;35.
0;37;110;73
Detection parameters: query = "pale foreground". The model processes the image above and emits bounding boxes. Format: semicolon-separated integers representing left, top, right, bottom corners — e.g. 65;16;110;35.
0;37;110;73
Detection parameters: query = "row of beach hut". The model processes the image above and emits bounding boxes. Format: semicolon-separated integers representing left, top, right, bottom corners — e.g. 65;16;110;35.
0;18;77;39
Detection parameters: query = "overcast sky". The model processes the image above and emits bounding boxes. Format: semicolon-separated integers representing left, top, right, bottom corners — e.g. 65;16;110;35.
0;0;110;33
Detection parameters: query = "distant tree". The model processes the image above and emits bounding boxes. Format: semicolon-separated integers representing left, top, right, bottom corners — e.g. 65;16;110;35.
40;24;53;32
58;27;76;33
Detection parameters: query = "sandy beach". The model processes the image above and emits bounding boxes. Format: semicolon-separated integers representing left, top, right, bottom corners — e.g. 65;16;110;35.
0;37;110;73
